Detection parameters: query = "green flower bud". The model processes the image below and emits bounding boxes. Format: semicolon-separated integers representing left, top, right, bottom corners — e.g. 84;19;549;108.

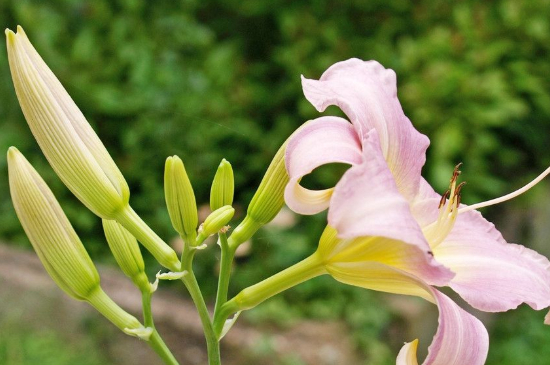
6;27;129;220
8;147;100;301
6;27;179;272
210;159;234;211
198;205;235;242
230;142;288;247
102;219;148;290
9;147;146;336
247;141;289;224
164;156;198;240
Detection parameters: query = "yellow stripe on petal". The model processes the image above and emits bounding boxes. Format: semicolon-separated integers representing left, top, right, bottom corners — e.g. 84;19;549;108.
326;261;434;302
396;339;419;365
286;182;333;214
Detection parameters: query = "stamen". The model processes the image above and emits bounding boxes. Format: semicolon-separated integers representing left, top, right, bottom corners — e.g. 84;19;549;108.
422;164;464;249
439;190;450;209
458;165;550;214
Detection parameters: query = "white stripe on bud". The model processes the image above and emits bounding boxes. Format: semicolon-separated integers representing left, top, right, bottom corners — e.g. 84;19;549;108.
8;146;100;300
6;26;129;219
210;159;234;211
102;219;149;291
164;155;198;241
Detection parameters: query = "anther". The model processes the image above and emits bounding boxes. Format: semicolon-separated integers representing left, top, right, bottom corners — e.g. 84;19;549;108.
439;190;450;209
423;164;466;249
451;163;463;183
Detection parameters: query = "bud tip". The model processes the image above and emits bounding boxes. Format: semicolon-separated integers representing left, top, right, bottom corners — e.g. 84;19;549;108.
7;146;19;160
5;28;15;43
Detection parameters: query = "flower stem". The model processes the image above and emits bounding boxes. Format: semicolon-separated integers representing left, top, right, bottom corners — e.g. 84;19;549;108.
213;252;326;337
214;233;233;316
147;330;181;365
142;288;180;365
181;272;221;365
115;205;181;272
141;288;155;331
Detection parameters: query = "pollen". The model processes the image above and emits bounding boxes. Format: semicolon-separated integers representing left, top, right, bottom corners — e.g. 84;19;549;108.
423;163;465;249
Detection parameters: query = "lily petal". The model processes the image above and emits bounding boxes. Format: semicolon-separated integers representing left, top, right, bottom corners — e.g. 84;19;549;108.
413;180;550;312
436;209;550;312
301;59;429;199
284;116;362;214
326;260;444;301
329;129;427;249
397;290;488;365
396;340;419;365
318;222;453;289
326;259;487;365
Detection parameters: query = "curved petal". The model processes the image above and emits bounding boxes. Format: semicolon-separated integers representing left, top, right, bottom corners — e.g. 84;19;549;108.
327;261;435;301
396;340;419;365
435;209;550;312
412;181;550;312
284;116;362;214
329;129;428;249
301;59;429;199
326;261;487;365
398;290;488;365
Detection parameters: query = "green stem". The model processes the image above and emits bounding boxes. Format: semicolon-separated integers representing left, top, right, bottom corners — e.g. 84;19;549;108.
141;288;154;329
87;287;142;331
182;272;221;365
213;252;326;336
115;205;181;272
147;330;180;365
214;233;234;316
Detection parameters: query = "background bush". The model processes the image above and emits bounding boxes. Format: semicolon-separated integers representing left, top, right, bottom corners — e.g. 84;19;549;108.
1;0;550;364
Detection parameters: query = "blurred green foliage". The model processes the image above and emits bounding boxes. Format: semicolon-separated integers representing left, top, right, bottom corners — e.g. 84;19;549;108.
0;325;113;365
1;0;550;364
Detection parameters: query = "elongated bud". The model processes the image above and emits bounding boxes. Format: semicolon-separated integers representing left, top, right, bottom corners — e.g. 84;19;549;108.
198;205;235;242
8;146;100;301
164;156;198;241
210;159;234;211
6;26;129;219
8;147;146;337
230;142;289;246
247;141;289;223
102;219;149;291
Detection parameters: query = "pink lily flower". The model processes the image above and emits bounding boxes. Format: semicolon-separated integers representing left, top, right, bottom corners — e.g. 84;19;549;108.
285;59;550;364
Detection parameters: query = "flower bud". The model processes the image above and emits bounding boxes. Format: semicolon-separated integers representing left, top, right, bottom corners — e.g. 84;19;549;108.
102;219;149;290
210;159;234;211
247;141;289;224
8;146;100;301
198;205;235;242
5;26;129;219
230;142;288;247
164;156;198;240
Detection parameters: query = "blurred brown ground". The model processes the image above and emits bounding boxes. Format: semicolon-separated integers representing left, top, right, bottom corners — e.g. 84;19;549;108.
0;243;361;365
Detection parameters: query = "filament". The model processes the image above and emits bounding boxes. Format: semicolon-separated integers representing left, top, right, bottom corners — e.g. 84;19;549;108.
458;165;550;214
